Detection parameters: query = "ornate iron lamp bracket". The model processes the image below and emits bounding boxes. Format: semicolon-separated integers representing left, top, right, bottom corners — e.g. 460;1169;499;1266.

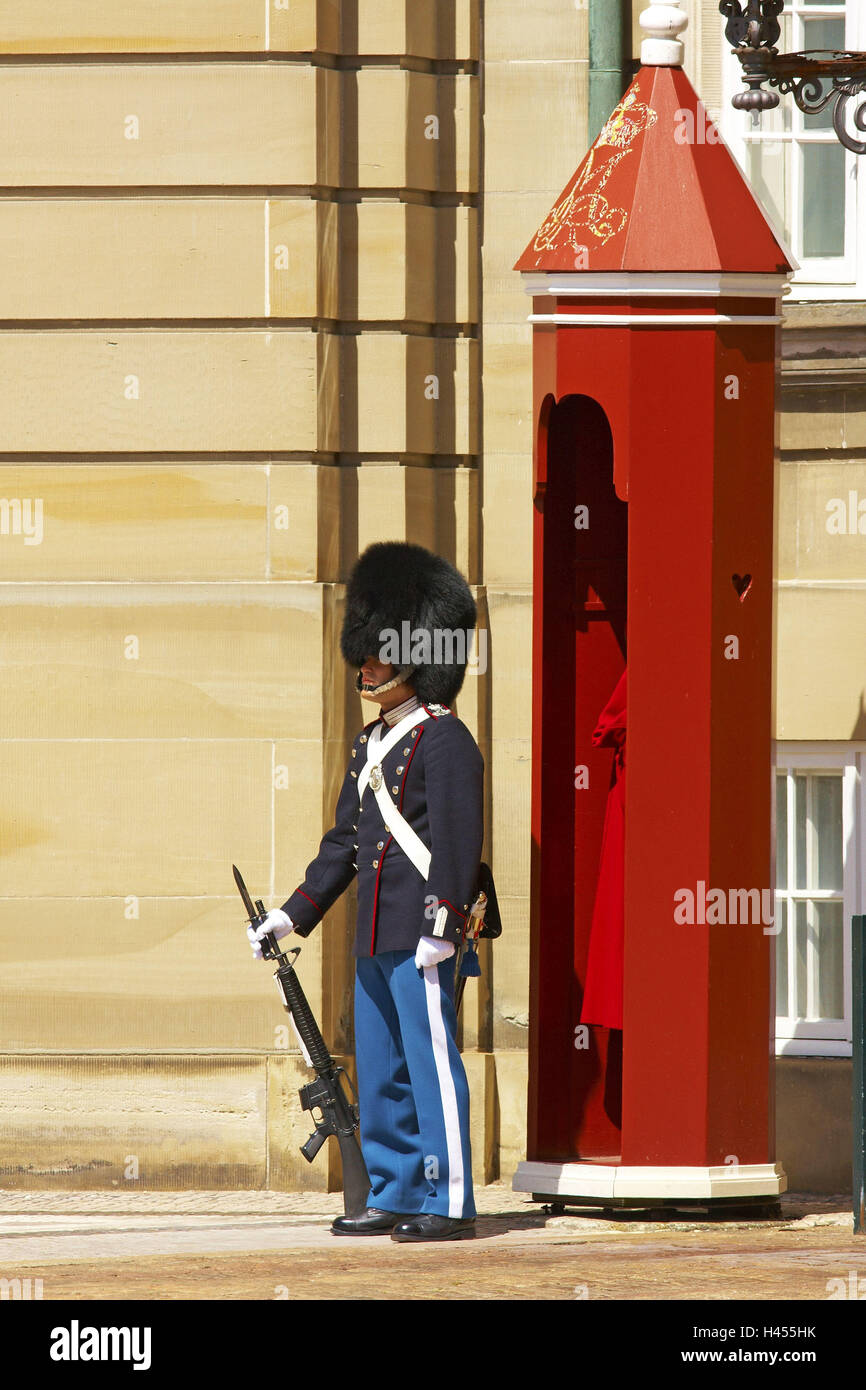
720;1;866;154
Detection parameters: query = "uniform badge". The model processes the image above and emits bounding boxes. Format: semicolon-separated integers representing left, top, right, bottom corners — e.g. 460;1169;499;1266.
369;764;383;791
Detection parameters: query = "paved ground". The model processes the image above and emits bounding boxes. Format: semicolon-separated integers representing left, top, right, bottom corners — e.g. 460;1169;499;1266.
0;1186;862;1300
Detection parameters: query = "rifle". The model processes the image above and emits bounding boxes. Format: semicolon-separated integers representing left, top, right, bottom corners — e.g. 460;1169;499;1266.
233;864;370;1217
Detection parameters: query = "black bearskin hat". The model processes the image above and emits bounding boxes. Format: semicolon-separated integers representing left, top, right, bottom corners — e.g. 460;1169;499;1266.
341;541;477;707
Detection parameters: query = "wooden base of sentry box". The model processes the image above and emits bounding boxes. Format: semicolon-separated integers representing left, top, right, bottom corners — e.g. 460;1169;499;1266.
513;1160;787;1208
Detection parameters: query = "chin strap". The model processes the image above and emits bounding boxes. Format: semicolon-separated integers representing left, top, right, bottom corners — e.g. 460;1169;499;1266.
355;664;416;698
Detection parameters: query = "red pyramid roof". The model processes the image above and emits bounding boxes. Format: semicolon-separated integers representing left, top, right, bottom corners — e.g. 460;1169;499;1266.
514;64;793;275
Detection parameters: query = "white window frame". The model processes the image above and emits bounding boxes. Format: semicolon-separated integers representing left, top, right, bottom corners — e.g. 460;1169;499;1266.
773;742;865;1056
720;1;864;301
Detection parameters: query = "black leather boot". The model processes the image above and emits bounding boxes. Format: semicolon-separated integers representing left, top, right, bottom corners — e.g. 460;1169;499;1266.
390;1213;476;1242
331;1207;407;1236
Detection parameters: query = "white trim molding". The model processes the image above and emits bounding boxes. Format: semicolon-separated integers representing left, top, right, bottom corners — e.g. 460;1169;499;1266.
521;272;792;299
527;313;783;327
513;1160;787;1201
778;1039;853;1058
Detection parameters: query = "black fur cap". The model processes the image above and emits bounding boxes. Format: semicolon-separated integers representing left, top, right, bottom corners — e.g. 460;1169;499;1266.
341;541;477;706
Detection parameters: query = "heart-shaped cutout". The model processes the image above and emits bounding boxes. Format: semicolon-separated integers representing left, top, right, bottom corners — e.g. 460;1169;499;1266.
732;573;753;602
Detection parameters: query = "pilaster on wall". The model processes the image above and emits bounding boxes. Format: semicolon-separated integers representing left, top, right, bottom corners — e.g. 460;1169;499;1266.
481;2;590;1094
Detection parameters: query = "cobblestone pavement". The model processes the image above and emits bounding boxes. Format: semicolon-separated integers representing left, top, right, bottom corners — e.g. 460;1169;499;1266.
0;1186;861;1300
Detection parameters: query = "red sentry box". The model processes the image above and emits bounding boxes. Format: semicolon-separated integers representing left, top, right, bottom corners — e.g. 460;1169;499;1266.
513;64;794;1206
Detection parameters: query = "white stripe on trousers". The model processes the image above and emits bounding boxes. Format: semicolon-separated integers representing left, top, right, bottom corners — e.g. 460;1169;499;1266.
422;964;464;1219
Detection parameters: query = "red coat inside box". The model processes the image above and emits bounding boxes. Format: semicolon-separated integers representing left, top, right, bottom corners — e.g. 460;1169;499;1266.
580;667;626;1031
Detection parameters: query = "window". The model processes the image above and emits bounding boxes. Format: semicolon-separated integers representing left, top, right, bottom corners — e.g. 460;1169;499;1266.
721;1;864;300
774;745;864;1055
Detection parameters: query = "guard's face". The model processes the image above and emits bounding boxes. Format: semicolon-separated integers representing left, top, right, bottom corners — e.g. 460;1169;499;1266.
359;655;394;698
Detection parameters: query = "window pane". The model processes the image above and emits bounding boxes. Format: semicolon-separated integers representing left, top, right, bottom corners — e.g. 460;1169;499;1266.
746;141;790;244
775;896;789;1017
813;775;843;891
801;142;846;257
794;774;807;890
801;17;845;41
802;20;847;132
775;774;788;886
795;899;809;1015
815;900;844;1019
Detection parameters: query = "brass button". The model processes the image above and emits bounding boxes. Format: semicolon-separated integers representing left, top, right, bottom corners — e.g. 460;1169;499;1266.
411;729;418;737
392;786;399;795
372;859;379;868
403;747;411;756
384;824;390;833
360;734;367;743
377;840;384;850
396;765;404;774
353;843;359;851
350;770;357;779
351;748;357;758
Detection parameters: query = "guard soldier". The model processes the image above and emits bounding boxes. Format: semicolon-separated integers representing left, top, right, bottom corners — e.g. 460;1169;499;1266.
248;541;483;1241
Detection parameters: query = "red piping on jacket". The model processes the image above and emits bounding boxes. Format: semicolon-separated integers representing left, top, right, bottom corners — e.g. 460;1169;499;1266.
438;897;467;922
369;845;389;956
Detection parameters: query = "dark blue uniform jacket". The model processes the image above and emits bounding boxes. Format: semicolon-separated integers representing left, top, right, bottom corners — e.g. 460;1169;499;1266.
282;704;484;956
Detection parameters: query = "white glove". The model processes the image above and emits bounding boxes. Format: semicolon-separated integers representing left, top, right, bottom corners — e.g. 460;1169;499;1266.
248;909;294;959
414;936;456;969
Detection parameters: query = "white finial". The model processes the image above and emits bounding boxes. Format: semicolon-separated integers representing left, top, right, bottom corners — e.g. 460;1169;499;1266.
639;1;688;66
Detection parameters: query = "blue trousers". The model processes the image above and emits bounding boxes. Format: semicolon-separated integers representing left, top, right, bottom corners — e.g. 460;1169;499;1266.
354;950;475;1219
